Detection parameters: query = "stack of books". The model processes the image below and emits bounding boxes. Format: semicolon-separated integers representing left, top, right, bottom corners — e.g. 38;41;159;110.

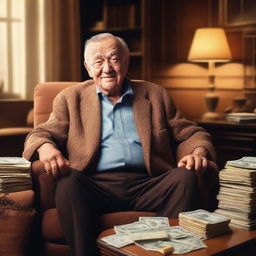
225;112;256;123
179;209;231;239
215;157;256;230
0;157;32;193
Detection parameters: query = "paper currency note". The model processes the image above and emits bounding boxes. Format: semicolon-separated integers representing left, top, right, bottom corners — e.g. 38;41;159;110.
226;157;256;170
139;216;170;230
114;221;151;234
129;230;169;241
167;226;202;239
0;157;31;165
179;209;230;224
101;233;133;248
136;239;205;254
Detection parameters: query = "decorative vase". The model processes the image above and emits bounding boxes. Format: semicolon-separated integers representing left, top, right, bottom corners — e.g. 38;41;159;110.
244;91;256;112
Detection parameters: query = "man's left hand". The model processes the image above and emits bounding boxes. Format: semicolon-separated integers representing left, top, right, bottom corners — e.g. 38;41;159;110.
177;147;209;173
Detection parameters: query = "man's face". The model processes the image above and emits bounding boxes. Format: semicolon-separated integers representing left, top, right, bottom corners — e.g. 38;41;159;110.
84;37;129;96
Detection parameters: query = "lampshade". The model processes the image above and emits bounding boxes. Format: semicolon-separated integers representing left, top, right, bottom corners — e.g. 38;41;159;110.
188;28;232;62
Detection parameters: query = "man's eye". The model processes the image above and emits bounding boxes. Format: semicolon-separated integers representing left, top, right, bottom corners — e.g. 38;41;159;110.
95;60;103;64
111;57;119;62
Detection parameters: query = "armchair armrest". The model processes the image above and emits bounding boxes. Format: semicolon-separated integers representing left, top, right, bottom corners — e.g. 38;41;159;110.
31;160;56;211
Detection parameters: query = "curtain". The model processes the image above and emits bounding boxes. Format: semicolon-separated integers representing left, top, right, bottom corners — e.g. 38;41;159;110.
25;0;81;99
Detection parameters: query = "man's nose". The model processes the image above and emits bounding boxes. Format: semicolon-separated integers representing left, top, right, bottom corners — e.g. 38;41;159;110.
102;60;113;73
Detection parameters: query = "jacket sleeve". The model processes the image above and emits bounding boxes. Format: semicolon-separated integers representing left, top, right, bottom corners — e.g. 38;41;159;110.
162;88;216;162
22;92;69;160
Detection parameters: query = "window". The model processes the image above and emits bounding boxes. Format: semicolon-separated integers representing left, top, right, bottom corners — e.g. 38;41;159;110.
0;0;25;98
0;0;80;99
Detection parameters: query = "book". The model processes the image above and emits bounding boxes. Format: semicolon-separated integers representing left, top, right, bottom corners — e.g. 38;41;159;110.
225;112;256;123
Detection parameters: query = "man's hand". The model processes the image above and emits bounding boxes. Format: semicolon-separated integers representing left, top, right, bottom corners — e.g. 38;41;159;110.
37;143;70;178
177;147;209;173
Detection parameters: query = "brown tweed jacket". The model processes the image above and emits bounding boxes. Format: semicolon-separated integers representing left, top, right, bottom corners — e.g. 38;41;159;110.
23;79;216;176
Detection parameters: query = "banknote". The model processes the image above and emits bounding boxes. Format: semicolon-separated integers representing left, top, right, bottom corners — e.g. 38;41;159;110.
217;195;256;205
215;208;256;221
101;233;133;248
220;183;256;192
225;157;256;170
136;238;206;254
179;209;230;224
139;216;170;230
114;221;151;234
218;202;256;212
129;230;169;241
0;157;31;165
172;236;207;248
135;240;189;254
166;226;202;239
110;217;208;253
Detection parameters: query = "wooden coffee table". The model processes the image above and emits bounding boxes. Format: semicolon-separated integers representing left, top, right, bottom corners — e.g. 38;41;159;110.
97;219;256;256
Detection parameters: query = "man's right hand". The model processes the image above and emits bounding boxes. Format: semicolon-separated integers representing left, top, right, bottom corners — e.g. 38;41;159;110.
37;143;70;178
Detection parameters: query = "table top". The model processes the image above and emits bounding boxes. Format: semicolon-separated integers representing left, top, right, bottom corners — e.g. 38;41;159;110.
195;119;256;128
97;219;256;256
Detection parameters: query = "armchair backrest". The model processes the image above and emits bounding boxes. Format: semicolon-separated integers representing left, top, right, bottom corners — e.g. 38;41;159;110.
34;82;78;127
34;80;144;127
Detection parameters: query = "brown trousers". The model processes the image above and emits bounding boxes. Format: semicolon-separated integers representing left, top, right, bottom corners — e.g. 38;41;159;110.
55;167;199;256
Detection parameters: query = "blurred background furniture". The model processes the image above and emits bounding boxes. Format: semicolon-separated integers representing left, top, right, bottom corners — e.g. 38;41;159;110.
30;81;219;256
0;99;33;157
196;120;256;169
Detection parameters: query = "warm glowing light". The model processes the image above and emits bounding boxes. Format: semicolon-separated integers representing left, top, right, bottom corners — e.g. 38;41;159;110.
188;28;232;62
188;28;232;120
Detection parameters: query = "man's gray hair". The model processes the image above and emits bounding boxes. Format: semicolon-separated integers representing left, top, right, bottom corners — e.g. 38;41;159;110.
84;33;129;63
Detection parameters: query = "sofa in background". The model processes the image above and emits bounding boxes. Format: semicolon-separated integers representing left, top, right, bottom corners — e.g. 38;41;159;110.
0;99;33;157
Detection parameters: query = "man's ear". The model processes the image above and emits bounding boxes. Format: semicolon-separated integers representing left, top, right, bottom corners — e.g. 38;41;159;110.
84;61;93;78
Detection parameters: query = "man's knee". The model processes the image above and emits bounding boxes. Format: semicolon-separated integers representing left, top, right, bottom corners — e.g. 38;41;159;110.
55;170;87;198
169;167;197;187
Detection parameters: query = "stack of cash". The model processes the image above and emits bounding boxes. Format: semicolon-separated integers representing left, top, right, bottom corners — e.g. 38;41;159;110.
0;157;32;193
101;216;207;254
215;157;256;230
179;209;231;239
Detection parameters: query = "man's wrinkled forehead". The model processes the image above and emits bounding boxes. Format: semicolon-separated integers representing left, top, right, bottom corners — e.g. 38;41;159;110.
86;38;123;58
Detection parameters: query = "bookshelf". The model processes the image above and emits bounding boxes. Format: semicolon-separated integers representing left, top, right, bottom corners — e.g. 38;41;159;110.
82;0;148;80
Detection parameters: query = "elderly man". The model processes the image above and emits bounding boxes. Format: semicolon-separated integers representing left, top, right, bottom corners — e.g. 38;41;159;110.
23;33;217;256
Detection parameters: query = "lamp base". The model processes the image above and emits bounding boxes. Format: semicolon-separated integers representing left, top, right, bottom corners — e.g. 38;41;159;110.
202;91;221;120
202;111;221;120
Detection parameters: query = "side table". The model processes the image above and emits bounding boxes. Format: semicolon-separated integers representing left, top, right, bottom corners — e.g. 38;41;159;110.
97;219;256;256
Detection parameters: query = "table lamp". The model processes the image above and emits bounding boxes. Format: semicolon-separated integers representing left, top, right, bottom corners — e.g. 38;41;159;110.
188;28;232;120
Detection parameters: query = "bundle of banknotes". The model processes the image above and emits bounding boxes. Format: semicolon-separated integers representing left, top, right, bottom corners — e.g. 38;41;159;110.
215;156;256;230
179;209;231;239
0;157;32;193
101;216;207;254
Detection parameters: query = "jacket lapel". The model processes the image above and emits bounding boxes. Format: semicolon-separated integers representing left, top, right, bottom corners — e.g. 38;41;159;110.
80;84;101;167
132;83;152;172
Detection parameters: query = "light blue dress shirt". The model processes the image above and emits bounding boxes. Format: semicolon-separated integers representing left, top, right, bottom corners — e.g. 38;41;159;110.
95;83;146;171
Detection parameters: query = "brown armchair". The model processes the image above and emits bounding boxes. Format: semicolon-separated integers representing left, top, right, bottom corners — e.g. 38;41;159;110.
30;82;219;256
